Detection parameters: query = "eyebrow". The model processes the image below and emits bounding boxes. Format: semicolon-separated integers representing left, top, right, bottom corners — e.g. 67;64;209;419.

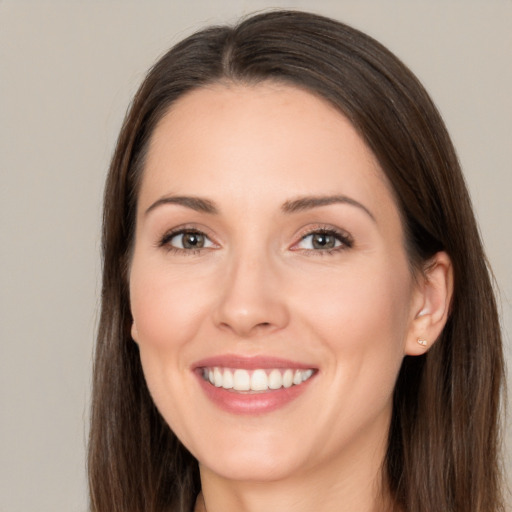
145;195;218;216
144;193;375;222
281;195;375;222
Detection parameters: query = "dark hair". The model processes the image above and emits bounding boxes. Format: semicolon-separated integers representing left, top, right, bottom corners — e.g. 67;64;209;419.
88;10;505;512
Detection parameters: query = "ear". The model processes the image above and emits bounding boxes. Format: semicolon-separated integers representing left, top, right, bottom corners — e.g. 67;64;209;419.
405;251;454;356
131;320;139;343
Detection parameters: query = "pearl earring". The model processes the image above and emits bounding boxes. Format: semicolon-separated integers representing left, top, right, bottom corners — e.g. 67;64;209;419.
417;338;428;347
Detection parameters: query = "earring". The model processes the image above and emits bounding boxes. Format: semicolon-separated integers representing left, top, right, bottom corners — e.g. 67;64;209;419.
417;338;428;347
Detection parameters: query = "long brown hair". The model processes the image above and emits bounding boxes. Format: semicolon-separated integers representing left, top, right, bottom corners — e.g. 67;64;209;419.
88;10;505;512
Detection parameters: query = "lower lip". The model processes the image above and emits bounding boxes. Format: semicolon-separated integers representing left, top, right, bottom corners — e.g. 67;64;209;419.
195;372;314;414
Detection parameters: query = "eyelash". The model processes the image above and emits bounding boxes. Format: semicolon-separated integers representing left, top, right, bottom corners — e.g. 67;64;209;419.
157;226;353;256
158;227;216;256
292;227;354;255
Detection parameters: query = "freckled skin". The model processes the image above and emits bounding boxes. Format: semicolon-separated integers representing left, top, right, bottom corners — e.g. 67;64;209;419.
129;84;439;512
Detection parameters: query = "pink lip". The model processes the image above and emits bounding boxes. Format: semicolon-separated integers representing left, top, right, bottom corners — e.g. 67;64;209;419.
192;354;317;415
193;354;314;370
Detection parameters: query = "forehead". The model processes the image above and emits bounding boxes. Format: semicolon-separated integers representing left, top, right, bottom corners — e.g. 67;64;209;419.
148;82;375;167
140;82;395;218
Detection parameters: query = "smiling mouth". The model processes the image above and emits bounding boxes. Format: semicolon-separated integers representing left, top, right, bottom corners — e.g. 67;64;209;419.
201;367;315;393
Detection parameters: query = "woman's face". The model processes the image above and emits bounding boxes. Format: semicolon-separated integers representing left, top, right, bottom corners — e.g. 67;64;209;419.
129;83;425;483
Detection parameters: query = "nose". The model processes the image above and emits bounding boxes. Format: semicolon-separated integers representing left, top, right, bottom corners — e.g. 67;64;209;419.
213;252;290;338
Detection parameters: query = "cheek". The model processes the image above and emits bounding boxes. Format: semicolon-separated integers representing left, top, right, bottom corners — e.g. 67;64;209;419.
293;259;412;377
128;261;208;437
304;259;409;320
129;261;211;350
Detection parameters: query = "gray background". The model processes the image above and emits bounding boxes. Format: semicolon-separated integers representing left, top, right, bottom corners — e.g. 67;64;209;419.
1;1;511;511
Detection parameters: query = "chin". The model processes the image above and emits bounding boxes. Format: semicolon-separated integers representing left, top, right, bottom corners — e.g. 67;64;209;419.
181;424;306;482
200;449;302;482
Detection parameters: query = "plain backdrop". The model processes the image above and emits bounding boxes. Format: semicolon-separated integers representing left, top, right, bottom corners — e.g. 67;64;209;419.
1;1;511;511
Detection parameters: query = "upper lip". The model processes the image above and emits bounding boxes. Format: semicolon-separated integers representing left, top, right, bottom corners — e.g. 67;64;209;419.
192;354;317;370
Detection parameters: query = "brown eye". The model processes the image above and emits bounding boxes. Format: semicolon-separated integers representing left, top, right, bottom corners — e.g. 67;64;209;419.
165;230;214;250
311;233;337;249
296;230;346;251
181;232;205;249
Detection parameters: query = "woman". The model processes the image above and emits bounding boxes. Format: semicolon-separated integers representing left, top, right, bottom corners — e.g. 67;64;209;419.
88;10;505;512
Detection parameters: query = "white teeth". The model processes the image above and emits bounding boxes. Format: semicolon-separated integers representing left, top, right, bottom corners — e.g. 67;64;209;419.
251;369;269;391
213;367;223;387
222;369;234;389
302;369;314;381
233;369;251;391
268;369;283;389
203;367;315;392
282;369;293;388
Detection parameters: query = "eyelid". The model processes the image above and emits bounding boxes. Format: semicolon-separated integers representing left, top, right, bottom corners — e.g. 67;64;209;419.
290;224;354;252
156;223;352;254
157;224;220;253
